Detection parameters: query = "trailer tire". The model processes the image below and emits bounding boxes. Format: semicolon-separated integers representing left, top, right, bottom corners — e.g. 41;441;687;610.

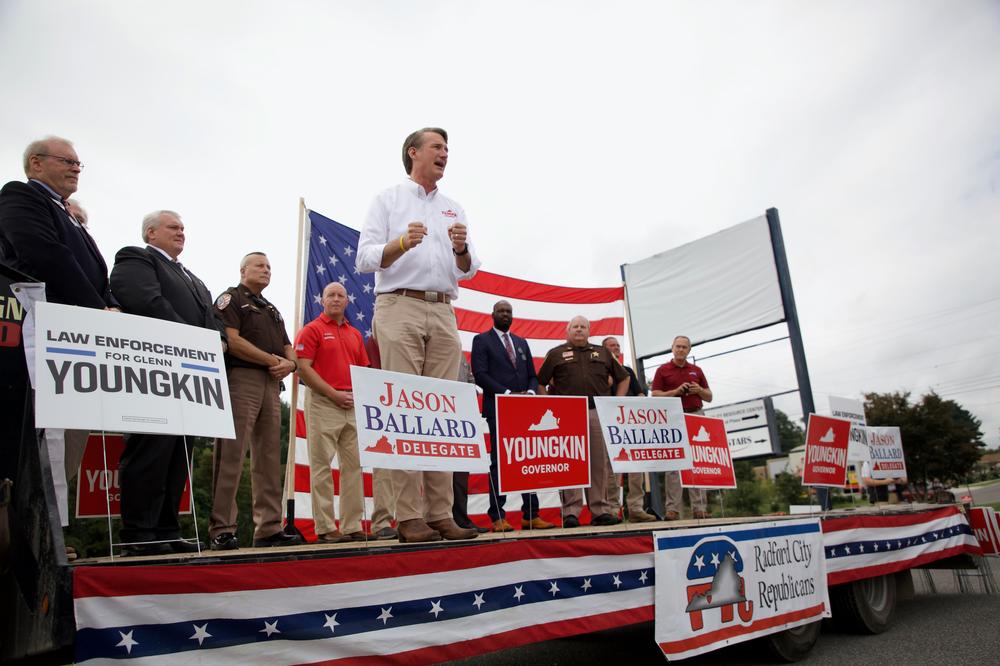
830;573;896;634
764;620;822;662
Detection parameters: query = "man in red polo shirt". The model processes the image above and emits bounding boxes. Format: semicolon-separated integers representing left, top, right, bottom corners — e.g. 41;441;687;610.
295;282;370;542
651;335;713;520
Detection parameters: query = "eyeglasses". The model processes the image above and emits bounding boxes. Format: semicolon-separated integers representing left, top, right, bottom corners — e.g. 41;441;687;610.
34;154;84;169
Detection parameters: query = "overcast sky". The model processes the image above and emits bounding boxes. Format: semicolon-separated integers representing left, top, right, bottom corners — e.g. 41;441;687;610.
3;1;998;449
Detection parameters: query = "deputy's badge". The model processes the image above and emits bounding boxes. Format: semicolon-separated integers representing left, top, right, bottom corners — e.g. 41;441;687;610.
591;351;601;359
215;293;232;310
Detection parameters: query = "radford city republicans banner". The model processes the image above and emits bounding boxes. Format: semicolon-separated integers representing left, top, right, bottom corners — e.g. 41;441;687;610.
351;366;489;473
593;396;692;473
75;433;191;518
654;519;830;660
495;394;590;495
865;426;907;480
680;414;737;489
828;395;870;463
801;414;851;487
33;302;234;437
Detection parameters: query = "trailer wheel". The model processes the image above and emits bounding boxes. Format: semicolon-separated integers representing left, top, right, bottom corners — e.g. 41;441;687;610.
764;620;822;662
830;573;896;634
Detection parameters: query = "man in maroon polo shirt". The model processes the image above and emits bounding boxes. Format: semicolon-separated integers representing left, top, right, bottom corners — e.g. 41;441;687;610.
294;282;370;542
651;335;713;520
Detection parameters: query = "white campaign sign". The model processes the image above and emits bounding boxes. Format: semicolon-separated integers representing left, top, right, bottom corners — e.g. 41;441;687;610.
829;395;870;462
865;426;907;480
593;396;692;473
33;302;234;438
654;519;830;661
351;365;489;473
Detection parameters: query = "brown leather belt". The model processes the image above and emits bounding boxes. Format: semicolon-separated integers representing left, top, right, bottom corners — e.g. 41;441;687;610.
389;288;451;304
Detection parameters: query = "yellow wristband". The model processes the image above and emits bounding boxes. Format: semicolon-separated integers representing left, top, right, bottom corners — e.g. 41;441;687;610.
399;234;407;252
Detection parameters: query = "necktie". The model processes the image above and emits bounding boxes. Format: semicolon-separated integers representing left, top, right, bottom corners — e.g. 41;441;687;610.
503;332;516;366
176;260;194;283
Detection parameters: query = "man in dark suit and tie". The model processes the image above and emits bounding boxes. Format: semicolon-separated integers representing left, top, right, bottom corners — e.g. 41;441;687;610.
471;301;555;532
0;136;118;520
110;210;226;556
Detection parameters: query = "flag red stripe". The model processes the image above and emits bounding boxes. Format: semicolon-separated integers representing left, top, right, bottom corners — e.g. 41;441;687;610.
461;270;624;304
455;308;624;339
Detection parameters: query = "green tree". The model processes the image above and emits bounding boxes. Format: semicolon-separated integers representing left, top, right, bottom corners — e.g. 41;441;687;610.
864;390;984;488
775;410;805;453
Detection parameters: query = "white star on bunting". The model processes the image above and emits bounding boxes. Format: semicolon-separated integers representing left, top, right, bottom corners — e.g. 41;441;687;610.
260;620;280;637
324;613;340;634
429;600;444;618
328;255;338;266
513;585;525;601
318;236;327;245
548;581;560;596
315;264;325;274
116;630;138;654
613;575;622;588
639;571;649;584
472;593;486;610
377;607;393;625
343;246;353;256
582;578;592;591
190;624;212;646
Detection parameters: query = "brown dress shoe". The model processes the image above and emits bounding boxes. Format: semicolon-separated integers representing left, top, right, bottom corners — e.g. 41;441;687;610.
525;517;556;530
628;509;657;523
316;531;351;543
427;518;478;540
397;519;443;543
692;510;710;520
664;510;681;521
492;518;515;532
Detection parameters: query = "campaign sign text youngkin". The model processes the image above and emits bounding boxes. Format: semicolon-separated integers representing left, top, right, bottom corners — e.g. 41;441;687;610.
593;396;692;473
496;394;590;495
801;414;852;487
352;365;489;473
654;519;830;660
680;414;737;489
34;303;234;437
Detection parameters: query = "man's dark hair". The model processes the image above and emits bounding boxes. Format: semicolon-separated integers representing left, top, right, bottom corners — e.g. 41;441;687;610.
402;127;448;175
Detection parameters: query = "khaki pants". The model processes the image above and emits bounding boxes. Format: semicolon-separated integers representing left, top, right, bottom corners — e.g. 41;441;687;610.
305;389;363;536
370;468;395;531
561;409;613;518
625;473;646;513
373;293;461;523
664;471;707;514
210;367;283;540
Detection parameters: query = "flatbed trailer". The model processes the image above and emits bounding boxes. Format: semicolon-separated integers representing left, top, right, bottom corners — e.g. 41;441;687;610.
38;503;975;664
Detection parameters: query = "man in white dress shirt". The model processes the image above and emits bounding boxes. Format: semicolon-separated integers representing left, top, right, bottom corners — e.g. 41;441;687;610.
356;127;482;543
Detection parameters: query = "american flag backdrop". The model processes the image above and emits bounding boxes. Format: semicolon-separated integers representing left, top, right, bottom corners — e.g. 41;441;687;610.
291;210;626;539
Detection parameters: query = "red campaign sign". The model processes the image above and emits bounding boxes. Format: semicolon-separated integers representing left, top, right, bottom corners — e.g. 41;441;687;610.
801;414;852;487
679;414;737;489
968;507;1000;556
495;394;590;495
75;433;191;518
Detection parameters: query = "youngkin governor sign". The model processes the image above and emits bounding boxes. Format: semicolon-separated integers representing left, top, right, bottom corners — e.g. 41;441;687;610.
33;302;234;438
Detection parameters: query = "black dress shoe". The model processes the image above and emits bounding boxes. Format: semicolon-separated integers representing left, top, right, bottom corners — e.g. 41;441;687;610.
253;531;305;548
373;527;398;540
121;542;172;557
169;539;203;553
591;513;621;526
474;526;490;534
211;533;239;551
562;515;581;528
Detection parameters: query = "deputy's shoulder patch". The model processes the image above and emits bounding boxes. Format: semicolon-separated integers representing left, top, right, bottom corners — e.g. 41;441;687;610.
215;293;232;310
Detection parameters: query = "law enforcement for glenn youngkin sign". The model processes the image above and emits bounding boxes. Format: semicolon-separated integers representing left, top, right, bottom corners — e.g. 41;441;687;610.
33;302;234;438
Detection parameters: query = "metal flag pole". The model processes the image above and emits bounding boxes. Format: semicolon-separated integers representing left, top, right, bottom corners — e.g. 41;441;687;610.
282;198;310;538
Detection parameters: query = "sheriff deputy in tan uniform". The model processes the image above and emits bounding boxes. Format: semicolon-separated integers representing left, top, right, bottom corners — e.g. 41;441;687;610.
537;316;630;528
209;251;304;549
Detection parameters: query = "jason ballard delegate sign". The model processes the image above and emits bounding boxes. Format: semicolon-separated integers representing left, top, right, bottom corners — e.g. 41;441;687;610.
33;302;234;438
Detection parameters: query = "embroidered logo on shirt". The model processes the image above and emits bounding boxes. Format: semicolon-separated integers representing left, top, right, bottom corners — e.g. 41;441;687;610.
441;209;458;218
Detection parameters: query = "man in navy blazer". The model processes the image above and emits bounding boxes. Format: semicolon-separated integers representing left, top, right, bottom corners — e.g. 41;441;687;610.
0;136;116;309
0;136;117;517
110;210;226;556
471;301;555;531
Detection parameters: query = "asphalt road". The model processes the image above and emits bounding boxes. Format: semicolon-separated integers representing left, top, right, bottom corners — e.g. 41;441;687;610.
453;559;1000;665
952;479;1000;506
